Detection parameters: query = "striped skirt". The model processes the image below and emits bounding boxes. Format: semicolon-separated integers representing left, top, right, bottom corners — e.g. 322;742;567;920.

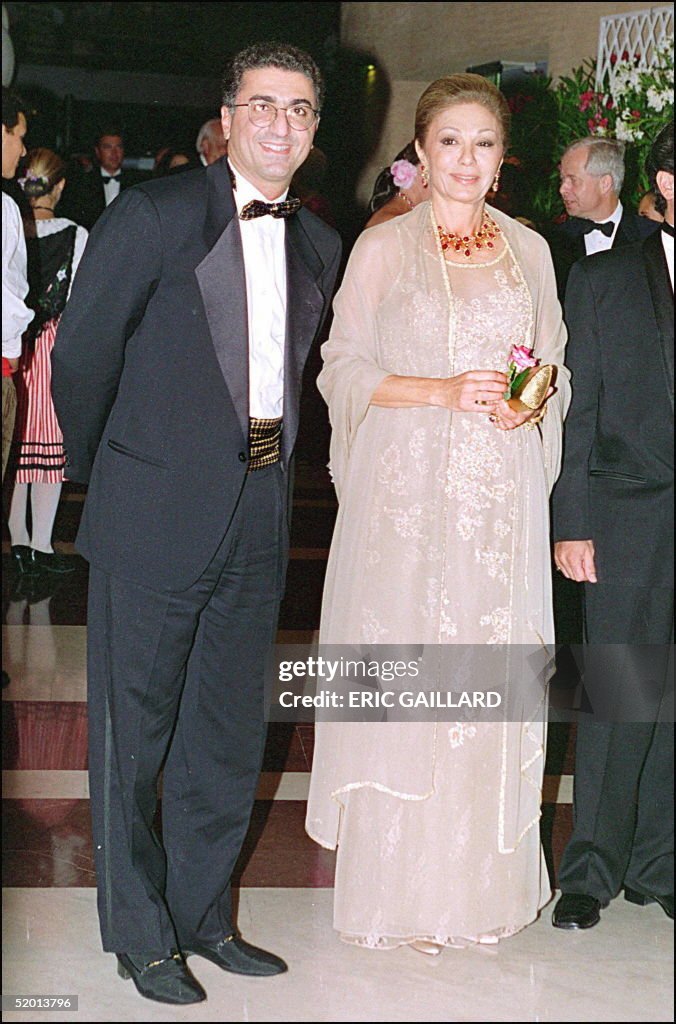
14;318;66;484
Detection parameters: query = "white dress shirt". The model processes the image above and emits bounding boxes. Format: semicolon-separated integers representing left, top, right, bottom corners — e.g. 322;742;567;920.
2;192;33;359
230;162;287;419
661;226;674;291
101;167;121;206
584;201;623;255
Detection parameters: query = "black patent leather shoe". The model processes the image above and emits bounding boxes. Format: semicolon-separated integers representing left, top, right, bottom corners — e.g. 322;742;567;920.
552;893;602;929
184;935;287;976
625;887;674;920
10;545;38;575
31;550;75;574
116;952;206;1004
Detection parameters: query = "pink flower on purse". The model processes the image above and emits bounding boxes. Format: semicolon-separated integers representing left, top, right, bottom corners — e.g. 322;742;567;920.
504;344;554;411
510;345;539;373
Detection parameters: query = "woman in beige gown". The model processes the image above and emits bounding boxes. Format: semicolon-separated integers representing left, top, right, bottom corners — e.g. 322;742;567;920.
305;74;571;953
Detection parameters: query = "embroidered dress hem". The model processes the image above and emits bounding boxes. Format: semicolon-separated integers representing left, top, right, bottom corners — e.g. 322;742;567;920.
339;918;539;950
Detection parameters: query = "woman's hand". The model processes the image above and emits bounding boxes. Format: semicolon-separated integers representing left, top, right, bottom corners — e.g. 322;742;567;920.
489;387;555;431
433;370;509;412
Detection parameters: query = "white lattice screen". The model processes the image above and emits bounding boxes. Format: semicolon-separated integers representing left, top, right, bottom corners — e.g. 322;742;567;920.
597;6;674;87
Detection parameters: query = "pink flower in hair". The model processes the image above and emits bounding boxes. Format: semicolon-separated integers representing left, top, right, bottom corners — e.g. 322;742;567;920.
390;159;417;190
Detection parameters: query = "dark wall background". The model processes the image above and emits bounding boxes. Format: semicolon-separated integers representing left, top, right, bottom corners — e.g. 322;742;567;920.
6;1;387;237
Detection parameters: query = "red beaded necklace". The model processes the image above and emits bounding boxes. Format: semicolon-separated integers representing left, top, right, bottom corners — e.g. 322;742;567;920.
436;214;501;258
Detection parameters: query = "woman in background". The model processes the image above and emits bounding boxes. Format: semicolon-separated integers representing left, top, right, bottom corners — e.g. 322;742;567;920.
8;148;87;575
365;141;427;228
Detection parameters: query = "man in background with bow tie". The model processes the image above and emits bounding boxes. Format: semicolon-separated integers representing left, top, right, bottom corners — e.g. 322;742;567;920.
551;121;674;931
545;137;659;727
52;41;340;1005
61;127;143;229
547;136;657;300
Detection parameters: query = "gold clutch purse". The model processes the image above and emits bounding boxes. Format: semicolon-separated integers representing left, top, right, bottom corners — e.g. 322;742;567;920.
509;364;555;412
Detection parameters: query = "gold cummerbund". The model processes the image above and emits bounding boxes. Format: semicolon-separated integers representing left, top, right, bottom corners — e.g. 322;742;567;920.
248;416;282;472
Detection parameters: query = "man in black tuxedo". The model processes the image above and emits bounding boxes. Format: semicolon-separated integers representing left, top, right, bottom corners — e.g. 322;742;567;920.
61;128;143;230
52;42;341;1003
551;122;674;930
545;137;659;698
546;136;657;301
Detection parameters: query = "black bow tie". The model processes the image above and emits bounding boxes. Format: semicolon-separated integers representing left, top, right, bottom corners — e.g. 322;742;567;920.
101;174;121;184
239;197;301;221
573;217;615;237
661;221;674;237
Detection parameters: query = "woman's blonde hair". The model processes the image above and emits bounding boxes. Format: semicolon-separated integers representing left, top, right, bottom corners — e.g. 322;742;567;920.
20;147;66;200
415;73;511;149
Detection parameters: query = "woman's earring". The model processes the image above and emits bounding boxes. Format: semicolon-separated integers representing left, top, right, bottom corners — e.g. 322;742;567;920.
421;164;429;188
492;170;501;192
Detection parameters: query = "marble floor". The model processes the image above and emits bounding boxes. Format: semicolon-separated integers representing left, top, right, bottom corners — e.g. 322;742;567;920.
2;464;673;1022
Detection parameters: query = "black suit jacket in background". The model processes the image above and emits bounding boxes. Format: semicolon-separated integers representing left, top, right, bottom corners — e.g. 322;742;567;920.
51;159;341;592
544;210;658;302
59;166;147;230
552;230;674;588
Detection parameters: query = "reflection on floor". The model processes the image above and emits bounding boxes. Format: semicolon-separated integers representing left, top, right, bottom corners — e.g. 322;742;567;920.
2;466;672;1022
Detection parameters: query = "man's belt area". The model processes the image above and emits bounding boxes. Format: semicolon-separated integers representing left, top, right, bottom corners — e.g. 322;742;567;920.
248;417;282;471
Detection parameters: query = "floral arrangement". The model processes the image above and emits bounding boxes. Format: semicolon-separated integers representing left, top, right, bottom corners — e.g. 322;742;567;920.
608;44;673;144
557;45;674;192
390;158;417;190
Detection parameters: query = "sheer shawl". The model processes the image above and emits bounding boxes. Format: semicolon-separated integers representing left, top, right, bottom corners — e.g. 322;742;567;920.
307;202;570;852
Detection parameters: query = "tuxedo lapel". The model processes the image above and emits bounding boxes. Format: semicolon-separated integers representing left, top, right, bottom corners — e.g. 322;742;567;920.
196;165;327;458
643;231;674;414
613;211;639;247
283;215;325;462
195;162;249;442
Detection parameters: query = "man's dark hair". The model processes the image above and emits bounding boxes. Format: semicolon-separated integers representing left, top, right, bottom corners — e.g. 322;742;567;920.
95;127;124;147
2;86;26;130
221;41;324;111
647;120;674;216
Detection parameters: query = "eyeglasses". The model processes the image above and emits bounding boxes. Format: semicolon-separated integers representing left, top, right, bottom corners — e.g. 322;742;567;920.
232;99;319;131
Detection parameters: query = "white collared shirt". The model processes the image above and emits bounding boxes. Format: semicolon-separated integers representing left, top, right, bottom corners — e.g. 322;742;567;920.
584;201;623;255
2;192;33;359
101;167;121;206
230;161;287;419
661;226;674;291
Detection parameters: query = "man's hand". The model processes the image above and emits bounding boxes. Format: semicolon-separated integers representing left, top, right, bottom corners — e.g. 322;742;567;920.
554;540;597;583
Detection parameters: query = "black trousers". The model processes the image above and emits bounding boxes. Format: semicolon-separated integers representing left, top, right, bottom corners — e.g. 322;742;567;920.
86;463;288;956
558;583;674;902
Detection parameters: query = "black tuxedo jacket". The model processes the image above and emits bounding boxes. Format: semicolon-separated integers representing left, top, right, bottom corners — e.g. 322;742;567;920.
60;167;145;230
552;230;674;587
545;210;658;301
52;159;341;591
